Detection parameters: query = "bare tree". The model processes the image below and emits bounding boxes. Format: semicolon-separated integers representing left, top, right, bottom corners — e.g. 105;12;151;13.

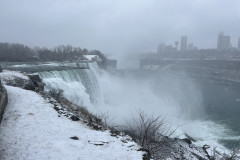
123;110;176;159
97;112;112;129
48;88;64;101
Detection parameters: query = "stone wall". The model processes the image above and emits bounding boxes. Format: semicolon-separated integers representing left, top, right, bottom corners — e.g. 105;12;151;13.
0;81;8;123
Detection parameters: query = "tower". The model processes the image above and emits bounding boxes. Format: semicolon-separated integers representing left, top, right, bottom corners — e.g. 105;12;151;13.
180;36;187;52
217;32;224;50
175;41;179;50
217;32;230;51
157;43;165;54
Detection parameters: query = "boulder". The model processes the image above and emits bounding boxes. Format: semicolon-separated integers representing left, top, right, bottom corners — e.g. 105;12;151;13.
70;115;80;121
0;70;32;89
0;70;45;92
181;138;192;144
28;74;42;83
70;136;79;140
27;74;44;92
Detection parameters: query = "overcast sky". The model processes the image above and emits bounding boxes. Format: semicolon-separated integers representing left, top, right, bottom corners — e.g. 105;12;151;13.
1;0;240;55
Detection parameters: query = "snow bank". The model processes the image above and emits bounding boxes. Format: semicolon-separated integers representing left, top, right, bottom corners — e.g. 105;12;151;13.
0;70;29;83
0;86;143;160
84;55;101;61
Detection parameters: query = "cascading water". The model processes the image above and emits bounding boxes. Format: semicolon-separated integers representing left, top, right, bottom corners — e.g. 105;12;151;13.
38;62;101;109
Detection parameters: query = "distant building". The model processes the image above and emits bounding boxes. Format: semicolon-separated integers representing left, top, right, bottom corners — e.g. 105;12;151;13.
217;32;224;49
165;45;177;53
157;43;178;55
180;36;188;51
217;32;231;51
188;43;198;51
157;43;165;54
188;43;193;50
174;41;179;50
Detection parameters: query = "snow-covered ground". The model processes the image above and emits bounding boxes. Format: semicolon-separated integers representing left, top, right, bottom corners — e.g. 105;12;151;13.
84;55;100;61
0;86;143;160
0;70;29;83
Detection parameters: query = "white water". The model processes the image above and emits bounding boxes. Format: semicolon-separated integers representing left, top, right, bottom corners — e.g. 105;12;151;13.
38;63;100;110
38;62;230;153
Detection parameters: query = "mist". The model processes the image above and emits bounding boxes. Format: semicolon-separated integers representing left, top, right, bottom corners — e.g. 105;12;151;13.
88;68;204;137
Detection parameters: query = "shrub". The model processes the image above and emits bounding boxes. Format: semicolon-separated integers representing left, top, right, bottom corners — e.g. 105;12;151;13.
48;88;63;101
124;110;176;159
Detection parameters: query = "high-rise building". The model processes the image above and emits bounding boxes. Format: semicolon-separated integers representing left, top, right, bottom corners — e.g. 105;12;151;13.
188;43;194;51
174;41;179;50
238;37;240;50
188;43;198;51
217;32;224;50
165;45;177;53
157;43;165;54
180;36;187;51
217;32;231;50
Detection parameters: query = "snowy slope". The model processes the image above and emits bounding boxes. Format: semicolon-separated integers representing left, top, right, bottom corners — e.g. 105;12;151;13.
0;86;143;160
0;70;29;82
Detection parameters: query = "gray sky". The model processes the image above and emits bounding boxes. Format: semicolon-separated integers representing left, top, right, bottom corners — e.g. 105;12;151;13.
1;0;240;55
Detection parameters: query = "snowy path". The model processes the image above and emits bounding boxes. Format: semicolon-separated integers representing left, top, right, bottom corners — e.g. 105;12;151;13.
0;86;143;160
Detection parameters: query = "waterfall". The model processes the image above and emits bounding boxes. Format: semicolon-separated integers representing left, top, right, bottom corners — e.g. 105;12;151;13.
35;61;232;151
38;62;101;108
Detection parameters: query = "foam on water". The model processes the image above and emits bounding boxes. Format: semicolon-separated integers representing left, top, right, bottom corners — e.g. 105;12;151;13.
173;119;232;153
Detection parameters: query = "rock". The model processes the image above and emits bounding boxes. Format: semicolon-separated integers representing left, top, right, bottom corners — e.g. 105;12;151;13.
202;144;212;159
70;115;80;121
27;74;44;92
203;144;210;150
24;81;36;91
53;106;60;111
182;138;192;144
137;148;150;153
7;77;31;89
110;129;121;136
121;139;128;143
137;148;151;160
0;70;44;92
184;133;197;142
142;153;151;160
91;124;102;130
94;143;104;146
70;136;79;140
28;74;42;83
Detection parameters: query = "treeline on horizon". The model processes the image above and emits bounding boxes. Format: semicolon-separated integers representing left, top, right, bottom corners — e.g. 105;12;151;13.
0;42;107;63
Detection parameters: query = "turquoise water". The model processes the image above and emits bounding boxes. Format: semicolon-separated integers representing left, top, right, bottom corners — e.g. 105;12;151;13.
200;82;240;150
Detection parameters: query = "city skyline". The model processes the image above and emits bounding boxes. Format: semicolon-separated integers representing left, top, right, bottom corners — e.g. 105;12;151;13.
158;32;240;54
